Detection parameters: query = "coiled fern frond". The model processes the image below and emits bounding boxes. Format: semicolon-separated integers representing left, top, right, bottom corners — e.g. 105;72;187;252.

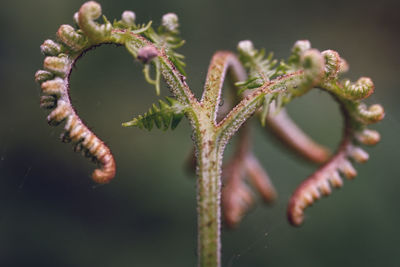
35;3;385;265
35;1;189;183
235;39;384;226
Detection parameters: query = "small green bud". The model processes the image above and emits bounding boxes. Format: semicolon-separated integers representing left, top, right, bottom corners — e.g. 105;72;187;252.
301;49;323;70
57;24;88;51
162;13;179;32
292;40;311;54
356;103;384;124
339;58;349;73
298;49;324;90
78;1;111;42
355;129;380;145
41;77;65;96
338;160;357;179
348;146;369;163
40;95;57;109
237;40;256;57
342;77;374;100
122;10;136;26
322;50;340;79
289;40;311;65
330;171;343;188
80;1;101;19
40;40;63;56
47;100;72;125
44;56;70;77
73;12;80;25
35;70;54;84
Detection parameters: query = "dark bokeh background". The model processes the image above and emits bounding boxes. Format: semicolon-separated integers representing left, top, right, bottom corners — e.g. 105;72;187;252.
1;0;399;266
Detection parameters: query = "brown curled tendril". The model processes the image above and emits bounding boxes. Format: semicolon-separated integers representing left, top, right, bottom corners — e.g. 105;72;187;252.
35;53;116;184
263;107;331;164
287;102;353;226
287;88;384;226
35;27;116;184
222;124;277;227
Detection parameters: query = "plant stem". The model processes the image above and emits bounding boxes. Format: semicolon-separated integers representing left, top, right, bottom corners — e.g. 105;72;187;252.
196;128;223;267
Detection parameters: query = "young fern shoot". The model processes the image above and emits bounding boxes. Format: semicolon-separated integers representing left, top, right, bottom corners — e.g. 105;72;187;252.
35;2;384;267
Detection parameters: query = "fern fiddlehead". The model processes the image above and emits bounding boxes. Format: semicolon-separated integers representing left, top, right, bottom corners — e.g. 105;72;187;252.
233;39;384;226
287;101;383;225
35;1;193;184
35;35;116;184
35;2;384;266
286;43;383;226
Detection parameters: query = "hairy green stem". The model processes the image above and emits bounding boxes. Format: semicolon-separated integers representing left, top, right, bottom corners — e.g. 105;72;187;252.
196;131;222;267
194;52;247;266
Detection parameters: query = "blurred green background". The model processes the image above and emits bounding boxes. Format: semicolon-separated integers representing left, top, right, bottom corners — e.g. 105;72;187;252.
1;0;399;266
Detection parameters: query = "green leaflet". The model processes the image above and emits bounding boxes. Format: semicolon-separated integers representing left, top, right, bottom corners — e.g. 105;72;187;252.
122;97;188;131
235;77;265;94
143;63;161;96
237;41;280;84
236;40;322;96
168;52;187;76
259;92;290;126
260;94;274;126
236;41;295;95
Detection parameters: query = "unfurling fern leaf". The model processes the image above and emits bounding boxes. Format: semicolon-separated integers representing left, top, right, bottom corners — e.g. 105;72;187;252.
122;97;188;131
35;2;385;265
